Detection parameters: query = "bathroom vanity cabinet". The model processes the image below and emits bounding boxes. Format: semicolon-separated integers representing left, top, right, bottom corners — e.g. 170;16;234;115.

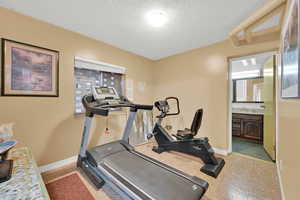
232;113;263;143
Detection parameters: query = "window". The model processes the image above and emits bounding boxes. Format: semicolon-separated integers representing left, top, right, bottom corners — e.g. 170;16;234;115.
74;57;125;114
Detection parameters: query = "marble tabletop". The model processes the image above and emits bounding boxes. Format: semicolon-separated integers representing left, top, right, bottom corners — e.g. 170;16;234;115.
0;147;50;200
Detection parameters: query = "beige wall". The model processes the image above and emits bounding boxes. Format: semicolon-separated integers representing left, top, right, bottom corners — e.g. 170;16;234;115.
0;8;154;165
152;16;298;200
276;0;300;199
277;98;299;200
0;6;298;200
153;40;279;150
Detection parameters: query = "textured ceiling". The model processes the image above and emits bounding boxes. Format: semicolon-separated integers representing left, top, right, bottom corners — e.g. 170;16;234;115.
0;0;268;60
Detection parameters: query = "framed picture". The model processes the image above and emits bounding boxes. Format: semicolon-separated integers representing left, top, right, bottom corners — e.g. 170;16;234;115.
281;0;300;98
1;39;59;97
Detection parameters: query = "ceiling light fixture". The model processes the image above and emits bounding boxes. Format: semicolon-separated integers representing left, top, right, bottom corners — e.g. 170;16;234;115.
242;60;248;66
146;10;168;27
251;58;257;65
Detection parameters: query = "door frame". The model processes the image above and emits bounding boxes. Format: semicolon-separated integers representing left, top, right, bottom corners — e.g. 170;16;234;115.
227;50;278;158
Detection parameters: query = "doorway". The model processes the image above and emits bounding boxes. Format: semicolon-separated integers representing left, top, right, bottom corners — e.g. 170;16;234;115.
228;51;277;162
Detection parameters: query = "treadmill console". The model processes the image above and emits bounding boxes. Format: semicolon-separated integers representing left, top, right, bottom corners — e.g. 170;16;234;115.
83;86;152;117
92;86;122;105
92;86;119;100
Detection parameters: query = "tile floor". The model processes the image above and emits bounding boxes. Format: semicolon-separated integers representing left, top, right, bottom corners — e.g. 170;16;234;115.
232;137;272;162
42;142;282;200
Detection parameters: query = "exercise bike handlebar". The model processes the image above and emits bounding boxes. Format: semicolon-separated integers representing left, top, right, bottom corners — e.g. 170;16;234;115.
165;97;180;116
154;96;180;118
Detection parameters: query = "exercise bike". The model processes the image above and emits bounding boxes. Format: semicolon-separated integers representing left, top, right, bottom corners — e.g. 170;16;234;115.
149;97;225;178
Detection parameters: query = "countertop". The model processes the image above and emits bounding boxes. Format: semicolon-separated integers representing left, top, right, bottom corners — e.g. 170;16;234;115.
232;108;264;115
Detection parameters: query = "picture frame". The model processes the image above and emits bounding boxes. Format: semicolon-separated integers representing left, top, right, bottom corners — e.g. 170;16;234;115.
281;0;300;98
1;39;59;97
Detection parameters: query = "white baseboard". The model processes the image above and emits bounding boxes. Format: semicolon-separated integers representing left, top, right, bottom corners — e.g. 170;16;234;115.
276;162;286;200
213;147;228;156
39;155;77;173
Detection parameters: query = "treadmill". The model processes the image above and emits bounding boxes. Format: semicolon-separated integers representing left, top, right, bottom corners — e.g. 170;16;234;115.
77;86;209;200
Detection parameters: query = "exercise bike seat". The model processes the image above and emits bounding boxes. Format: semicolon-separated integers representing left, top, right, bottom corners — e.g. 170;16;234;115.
176;128;193;140
176;109;203;140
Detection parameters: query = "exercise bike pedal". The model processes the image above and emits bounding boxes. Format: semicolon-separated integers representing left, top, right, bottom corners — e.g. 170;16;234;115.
152;146;165;154
200;157;225;178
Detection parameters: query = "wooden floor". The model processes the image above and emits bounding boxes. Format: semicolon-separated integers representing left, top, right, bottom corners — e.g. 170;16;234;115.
42;142;281;200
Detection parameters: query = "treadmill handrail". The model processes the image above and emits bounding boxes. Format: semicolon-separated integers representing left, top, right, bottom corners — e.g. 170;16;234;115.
82;94;153;117
100;103;153;110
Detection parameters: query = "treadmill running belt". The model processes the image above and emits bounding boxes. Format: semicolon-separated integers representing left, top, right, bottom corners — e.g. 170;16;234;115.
101;151;205;200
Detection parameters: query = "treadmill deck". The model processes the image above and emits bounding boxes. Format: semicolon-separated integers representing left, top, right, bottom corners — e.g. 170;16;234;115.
87;141;208;200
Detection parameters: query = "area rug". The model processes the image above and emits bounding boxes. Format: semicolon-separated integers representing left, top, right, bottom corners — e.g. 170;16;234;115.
46;172;95;200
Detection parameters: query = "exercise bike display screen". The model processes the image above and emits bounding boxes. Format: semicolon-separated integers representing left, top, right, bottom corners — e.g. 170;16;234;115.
96;87;115;95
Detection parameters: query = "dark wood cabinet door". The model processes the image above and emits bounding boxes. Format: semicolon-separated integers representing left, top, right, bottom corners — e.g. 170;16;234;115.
242;119;263;142
232;118;241;136
232;128;241;137
232;113;263;143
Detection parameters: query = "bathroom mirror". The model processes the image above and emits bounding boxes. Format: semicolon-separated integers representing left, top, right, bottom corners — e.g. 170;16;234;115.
232;77;264;103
